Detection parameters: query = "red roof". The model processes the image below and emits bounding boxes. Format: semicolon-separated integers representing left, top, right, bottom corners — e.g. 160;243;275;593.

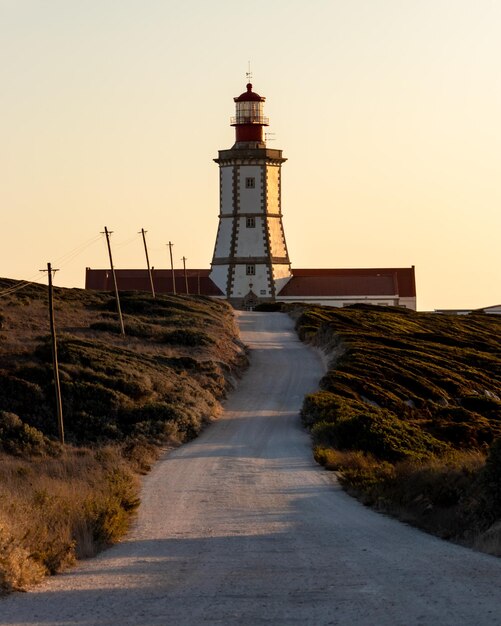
85;267;415;299
234;83;265;102
278;268;416;298
85;269;223;296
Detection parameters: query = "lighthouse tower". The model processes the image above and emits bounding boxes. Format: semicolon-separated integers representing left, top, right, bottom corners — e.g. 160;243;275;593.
209;83;292;308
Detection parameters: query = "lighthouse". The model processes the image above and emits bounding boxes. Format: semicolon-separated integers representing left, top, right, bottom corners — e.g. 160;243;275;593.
85;80;417;311
209;82;292;309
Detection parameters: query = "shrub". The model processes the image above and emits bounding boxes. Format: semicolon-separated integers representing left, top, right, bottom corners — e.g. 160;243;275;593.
0;371;48;422
461;395;501;419
92;315;159;339
161;329;214;346
302;391;369;427
0;524;46;592
312;408;448;462
0;411;59;457
428;407;497;448
481;439;501;520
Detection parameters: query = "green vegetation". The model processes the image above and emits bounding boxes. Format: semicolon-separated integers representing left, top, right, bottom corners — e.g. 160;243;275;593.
0;279;246;591
295;304;501;553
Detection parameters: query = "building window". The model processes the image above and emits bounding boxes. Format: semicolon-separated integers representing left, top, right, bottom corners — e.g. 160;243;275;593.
260;289;266;295
246;264;255;276
245;177;255;189
246;216;256;228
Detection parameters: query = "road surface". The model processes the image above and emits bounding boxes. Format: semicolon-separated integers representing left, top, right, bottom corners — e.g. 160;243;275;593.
2;312;501;625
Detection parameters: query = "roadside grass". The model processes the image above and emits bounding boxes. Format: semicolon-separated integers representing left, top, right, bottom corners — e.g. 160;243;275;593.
0;446;140;592
0;279;246;591
294;304;501;553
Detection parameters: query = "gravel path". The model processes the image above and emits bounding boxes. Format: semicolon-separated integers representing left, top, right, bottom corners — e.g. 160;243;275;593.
2;311;501;625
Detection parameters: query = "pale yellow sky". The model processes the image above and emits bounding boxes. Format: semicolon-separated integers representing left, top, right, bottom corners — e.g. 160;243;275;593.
1;0;500;310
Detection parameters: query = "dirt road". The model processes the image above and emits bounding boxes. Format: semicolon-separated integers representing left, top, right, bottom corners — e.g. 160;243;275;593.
2;312;501;625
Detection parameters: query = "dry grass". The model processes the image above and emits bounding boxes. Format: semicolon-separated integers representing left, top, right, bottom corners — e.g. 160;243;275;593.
0;447;139;592
313;443;498;547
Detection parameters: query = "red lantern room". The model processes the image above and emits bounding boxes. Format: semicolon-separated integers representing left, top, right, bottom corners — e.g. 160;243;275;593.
231;83;269;146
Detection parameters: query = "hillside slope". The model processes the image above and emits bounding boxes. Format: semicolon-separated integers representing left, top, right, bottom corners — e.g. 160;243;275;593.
295;304;501;552
0;279;245;591
4;312;501;626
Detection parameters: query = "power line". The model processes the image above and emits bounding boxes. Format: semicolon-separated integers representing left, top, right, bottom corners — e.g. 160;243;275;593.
0;234;102;299
53;234;102;267
114;234;140;250
0;276;44;298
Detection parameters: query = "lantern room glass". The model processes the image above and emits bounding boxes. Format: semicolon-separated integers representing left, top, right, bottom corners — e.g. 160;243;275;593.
235;100;264;124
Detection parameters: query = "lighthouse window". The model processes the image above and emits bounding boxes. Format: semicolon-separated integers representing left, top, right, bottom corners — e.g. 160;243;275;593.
246;264;255;276
246;217;256;228
245;177;255;189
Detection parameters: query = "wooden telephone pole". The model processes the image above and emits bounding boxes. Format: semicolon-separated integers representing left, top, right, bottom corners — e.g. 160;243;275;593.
139;228;155;298
103;227;125;336
40;263;65;444
182;256;189;294
167;241;176;294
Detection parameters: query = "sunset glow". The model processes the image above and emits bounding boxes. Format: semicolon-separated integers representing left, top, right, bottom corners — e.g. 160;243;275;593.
1;1;500;310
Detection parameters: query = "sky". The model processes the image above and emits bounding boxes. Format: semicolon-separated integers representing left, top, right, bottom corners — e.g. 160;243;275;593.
1;0;500;311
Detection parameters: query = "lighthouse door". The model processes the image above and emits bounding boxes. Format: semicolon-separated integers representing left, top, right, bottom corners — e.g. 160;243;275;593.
242;290;259;311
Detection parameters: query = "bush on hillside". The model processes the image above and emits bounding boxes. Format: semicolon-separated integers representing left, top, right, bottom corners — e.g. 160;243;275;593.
0;411;60;457
481;439;501;519
161;329;214;347
301;391;369;427
296;304;501;552
311;408;448;462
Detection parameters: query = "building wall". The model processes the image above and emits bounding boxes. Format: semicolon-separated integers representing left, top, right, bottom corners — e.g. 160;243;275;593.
213;218;233;258
398;297;417;311
273;266;292;294
235;217;266;256
231;264;271;299
268;217;288;259
208;265;228;294
238;165;262;214
220;166;234;214
265;165;280;214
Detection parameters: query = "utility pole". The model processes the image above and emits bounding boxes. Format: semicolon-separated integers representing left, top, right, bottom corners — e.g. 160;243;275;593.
103;227;125;336
167;241;176;295
182;256;189;294
139;228;155;298
40;263;65;445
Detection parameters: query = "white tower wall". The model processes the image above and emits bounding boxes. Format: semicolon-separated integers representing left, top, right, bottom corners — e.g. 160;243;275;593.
235;217;266;257
265;166;280;213
268;217;288;258
220;167;234;214
209;264;229;293
238;166;263;214
213;218;233;258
